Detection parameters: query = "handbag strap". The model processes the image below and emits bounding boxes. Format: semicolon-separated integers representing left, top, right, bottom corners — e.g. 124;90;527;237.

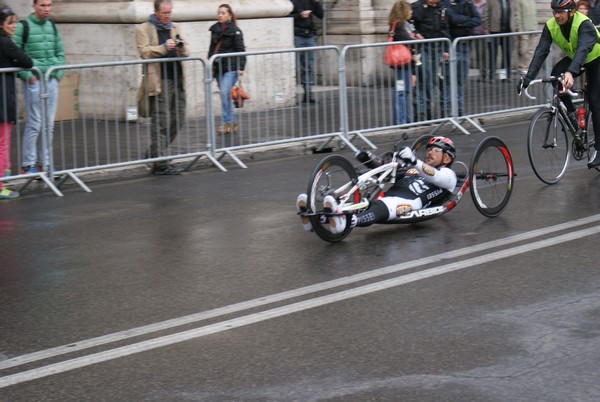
388;22;398;42
213;38;224;55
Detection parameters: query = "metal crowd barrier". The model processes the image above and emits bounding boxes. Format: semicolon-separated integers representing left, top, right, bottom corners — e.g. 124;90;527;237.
0;31;558;197
206;45;348;168
452;31;553;123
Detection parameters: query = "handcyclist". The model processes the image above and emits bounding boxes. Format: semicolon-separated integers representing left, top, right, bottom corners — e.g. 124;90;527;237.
296;136;458;234
517;0;600;168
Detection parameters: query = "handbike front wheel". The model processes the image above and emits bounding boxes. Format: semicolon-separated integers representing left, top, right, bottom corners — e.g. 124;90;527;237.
306;155;359;242
527;107;570;184
470;136;514;218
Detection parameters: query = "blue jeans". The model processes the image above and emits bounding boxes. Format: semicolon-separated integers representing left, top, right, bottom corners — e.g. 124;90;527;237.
392;67;412;125
216;70;238;124
443;44;470;116
413;48;450;121
294;35;316;92
489;35;512;80
22;78;58;168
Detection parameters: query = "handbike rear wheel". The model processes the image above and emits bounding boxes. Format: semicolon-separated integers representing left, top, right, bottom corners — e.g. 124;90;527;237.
306;155;359;242
527;107;569;184
470;136;514;218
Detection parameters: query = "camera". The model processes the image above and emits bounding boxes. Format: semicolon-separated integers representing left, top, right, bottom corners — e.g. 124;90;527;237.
175;35;184;48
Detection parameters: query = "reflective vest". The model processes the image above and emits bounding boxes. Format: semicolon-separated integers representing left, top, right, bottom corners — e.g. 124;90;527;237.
547;12;600;64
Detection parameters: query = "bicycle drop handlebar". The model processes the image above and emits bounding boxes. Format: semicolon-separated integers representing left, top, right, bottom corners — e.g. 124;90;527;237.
521;75;581;100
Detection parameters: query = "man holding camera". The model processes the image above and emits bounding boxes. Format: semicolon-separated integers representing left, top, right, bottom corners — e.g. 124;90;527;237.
136;0;189;175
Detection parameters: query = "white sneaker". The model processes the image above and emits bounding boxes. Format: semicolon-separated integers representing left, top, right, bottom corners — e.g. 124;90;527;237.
323;195;346;234
296;193;312;231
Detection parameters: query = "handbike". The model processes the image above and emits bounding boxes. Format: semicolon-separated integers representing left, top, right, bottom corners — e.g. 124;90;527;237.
300;135;515;242
522;74;598;184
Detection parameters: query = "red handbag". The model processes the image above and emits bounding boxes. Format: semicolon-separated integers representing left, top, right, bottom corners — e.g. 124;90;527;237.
383;22;412;67
231;80;250;108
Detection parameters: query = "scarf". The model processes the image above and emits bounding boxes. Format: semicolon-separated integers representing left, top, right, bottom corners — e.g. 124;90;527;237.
149;14;172;31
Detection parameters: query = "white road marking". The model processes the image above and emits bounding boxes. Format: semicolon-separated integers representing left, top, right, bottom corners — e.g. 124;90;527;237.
1;221;600;388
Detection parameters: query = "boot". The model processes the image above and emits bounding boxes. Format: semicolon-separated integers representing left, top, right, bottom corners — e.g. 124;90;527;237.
303;91;317;104
217;123;231;135
231;122;239;133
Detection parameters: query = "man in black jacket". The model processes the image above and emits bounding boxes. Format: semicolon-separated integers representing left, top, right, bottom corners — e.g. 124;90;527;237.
447;0;481;116
411;0;453;120
290;0;324;104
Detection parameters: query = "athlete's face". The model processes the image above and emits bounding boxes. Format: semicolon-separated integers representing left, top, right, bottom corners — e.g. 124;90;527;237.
425;146;452;166
553;9;574;25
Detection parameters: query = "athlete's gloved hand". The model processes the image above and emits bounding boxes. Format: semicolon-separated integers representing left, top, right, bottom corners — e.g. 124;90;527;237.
517;76;531;95
398;146;417;166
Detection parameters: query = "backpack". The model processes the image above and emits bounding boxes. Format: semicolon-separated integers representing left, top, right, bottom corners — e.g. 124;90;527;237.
19;19;57;49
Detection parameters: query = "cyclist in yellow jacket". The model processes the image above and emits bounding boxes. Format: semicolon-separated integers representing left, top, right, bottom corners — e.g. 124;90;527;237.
518;0;600;168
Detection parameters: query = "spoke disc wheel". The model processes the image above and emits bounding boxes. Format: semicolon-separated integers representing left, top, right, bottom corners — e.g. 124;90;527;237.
306;155;359;242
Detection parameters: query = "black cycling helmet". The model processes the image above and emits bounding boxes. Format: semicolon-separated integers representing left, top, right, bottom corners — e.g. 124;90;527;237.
551;0;576;10
427;136;456;160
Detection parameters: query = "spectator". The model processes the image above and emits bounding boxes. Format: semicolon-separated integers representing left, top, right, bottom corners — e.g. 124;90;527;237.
472;0;488;35
483;0;514;81
514;0;539;74
208;3;246;135
578;0;590;15
12;0;64;175
136;0;189;175
447;0;481;116
411;0;452;120
387;0;416;125
587;0;600;23
0;6;33;199
472;0;490;81
290;0;324;104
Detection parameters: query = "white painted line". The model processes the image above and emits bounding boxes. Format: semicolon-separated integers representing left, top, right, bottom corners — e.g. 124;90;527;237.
1;214;600;372
1;224;599;388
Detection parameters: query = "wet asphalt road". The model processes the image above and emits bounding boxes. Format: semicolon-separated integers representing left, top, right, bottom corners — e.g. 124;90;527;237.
1;119;600;401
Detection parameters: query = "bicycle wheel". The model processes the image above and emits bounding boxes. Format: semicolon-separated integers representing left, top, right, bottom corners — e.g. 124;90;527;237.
527;107;570;184
470;136;514;218
585;110;600;171
306;155;359;242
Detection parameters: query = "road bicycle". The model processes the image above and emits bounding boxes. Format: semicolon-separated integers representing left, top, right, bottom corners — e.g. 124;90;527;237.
522;75;598;184
300;135;515;242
